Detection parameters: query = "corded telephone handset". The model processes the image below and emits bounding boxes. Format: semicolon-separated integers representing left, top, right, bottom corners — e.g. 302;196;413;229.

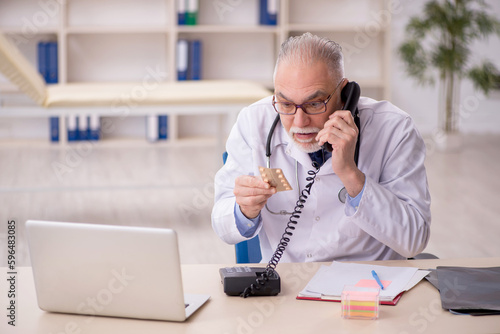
323;81;361;153
220;81;361;298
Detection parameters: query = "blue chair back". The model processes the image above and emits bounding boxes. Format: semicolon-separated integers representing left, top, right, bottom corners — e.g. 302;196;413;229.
222;152;263;263
235;235;262;263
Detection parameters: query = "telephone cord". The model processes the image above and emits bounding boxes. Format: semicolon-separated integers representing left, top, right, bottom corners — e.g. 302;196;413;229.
241;162;320;298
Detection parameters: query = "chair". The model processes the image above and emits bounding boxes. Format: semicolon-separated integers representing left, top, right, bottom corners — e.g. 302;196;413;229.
235;235;262;264
222;152;263;264
410;253;439;260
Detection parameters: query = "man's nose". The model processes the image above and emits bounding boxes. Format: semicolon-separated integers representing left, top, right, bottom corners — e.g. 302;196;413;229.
293;107;310;128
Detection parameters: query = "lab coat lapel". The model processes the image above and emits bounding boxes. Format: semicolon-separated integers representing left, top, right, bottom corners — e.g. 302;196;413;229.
286;142;314;169
285;143;335;176
317;156;334;175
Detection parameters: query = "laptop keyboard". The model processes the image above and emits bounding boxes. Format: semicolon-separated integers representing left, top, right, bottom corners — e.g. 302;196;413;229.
185;303;189;308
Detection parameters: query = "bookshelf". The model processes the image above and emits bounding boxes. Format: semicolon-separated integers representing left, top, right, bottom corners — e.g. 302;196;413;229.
0;0;391;144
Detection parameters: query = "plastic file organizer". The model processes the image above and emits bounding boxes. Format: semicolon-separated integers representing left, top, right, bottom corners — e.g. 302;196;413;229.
341;285;380;320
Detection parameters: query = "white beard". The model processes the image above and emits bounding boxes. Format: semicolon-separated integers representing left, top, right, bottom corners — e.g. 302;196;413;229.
288;127;322;153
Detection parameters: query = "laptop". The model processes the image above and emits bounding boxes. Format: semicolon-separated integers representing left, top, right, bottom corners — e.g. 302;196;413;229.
25;220;210;322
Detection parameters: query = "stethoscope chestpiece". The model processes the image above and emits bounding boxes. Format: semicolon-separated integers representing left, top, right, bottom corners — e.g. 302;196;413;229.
338;187;348;204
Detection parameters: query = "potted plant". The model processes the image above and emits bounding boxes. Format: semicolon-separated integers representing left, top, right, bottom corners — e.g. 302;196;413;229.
398;0;500;150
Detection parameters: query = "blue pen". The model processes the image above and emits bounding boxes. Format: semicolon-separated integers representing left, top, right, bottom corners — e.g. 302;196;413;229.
371;270;384;290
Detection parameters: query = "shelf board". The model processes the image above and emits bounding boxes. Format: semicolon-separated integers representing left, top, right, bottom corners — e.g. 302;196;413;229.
68;136;218;148
66;26;168;34
176;25;279;34
287;23;386;33
0;26;59;34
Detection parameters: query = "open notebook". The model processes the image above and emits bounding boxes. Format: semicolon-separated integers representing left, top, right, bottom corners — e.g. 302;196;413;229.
297;261;430;305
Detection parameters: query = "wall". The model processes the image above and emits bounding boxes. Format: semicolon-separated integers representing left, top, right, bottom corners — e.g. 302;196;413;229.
390;0;500;136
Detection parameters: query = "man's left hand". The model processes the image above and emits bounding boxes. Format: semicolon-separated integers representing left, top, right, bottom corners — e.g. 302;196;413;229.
315;109;365;197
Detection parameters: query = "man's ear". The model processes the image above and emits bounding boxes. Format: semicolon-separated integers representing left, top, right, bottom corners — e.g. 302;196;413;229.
339;78;349;102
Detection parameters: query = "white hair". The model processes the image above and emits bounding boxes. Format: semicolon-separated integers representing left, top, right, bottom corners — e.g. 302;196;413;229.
273;32;345;83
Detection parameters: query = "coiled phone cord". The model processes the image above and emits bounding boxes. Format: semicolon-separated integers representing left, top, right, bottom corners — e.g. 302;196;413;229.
241;162;320;298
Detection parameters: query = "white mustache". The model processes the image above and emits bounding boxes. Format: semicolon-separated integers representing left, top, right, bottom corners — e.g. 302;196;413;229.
289;127;321;143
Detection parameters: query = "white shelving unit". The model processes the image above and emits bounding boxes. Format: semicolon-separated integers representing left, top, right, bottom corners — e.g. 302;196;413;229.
0;0;391;143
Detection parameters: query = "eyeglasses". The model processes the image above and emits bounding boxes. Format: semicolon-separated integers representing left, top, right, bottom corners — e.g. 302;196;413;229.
272;78;345;115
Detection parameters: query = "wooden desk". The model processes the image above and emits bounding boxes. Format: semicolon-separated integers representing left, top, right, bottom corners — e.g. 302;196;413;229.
1;258;499;334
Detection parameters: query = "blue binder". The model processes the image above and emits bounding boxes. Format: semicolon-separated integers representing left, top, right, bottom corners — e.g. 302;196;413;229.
158;115;168;140
49;117;59;142
37;42;48;82
188;40;202;80
38;41;60;142
267;0;278;25
78;115;89;141
259;0;269;25
67;115;78;142
48;42;60;142
177;39;189;80
259;0;278;26
89;115;100;141
46;42;58;84
178;0;186;25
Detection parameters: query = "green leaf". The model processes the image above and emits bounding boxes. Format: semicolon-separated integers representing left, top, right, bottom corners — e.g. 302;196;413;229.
398;40;433;85
432;42;469;74
406;17;430;39
467;61;499;95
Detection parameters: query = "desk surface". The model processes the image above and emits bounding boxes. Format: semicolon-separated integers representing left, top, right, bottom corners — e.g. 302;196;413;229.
1;258;499;334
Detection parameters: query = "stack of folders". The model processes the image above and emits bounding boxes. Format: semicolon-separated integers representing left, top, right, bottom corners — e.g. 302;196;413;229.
178;0;199;25
176;39;202;81
259;0;278;25
67;115;100;142
297;262;430;305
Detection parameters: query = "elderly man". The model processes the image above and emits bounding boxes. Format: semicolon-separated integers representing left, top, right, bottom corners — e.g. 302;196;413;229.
212;33;431;263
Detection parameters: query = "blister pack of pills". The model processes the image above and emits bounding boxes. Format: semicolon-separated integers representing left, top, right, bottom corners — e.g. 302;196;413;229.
259;166;293;192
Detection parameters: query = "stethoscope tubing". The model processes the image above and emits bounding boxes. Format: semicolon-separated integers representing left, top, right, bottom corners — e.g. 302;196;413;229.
264;111;360;215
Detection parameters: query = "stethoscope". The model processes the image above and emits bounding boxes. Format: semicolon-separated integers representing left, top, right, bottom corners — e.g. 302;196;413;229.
264;110;360;215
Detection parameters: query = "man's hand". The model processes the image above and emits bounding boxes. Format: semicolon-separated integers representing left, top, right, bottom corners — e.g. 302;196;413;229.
234;175;276;219
315;109;365;197
316;109;358;175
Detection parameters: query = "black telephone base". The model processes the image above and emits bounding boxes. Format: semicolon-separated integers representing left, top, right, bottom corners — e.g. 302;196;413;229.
219;267;280;296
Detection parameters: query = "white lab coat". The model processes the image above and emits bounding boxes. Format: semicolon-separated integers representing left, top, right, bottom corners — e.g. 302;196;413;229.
212;96;431;262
